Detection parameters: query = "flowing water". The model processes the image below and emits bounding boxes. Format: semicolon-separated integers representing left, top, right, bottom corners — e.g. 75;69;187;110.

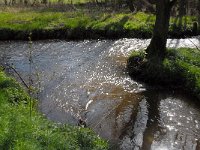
0;37;200;150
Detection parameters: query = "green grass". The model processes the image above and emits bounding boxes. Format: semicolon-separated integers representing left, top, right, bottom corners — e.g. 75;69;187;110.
128;48;200;99
0;11;91;30
0;70;108;149
49;0;89;4
0;7;198;40
0;0;91;4
165;48;200;97
169;15;198;32
0;11;155;31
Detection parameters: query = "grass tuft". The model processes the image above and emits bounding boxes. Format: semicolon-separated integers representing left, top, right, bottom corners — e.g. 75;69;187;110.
0;71;108;149
127;48;200;99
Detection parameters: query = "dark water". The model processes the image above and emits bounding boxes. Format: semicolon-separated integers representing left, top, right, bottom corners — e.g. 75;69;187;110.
0;37;200;149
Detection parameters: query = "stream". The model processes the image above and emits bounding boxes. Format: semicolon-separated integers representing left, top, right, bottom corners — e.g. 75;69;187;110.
0;37;200;150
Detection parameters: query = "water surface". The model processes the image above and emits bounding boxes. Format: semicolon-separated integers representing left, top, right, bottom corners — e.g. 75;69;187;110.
0;37;200;149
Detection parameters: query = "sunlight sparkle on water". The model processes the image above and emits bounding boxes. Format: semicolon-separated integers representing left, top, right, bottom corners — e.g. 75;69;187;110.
154;147;168;150
165;125;175;131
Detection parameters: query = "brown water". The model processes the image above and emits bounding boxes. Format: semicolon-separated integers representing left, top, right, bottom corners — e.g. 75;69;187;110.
0;37;200;150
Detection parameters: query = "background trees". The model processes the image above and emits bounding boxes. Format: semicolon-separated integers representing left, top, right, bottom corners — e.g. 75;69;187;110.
0;0;198;17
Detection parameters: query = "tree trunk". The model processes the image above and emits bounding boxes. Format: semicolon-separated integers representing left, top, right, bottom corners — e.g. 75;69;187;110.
198;0;200;27
178;0;187;27
179;0;187;16
24;0;28;5
126;0;135;12
146;0;176;60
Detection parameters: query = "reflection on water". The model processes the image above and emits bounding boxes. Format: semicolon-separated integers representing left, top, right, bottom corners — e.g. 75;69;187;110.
143;90;200;150
0;36;200;149
120;98;149;150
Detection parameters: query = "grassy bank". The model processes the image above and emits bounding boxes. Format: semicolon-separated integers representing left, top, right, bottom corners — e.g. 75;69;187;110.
127;48;200;99
0;69;108;149
0;0;90;4
0;7;198;40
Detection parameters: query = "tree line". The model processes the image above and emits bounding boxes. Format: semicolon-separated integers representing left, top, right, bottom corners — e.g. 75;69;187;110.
1;0;199;16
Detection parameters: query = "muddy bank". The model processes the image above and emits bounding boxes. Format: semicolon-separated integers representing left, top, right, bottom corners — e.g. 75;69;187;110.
0;27;198;41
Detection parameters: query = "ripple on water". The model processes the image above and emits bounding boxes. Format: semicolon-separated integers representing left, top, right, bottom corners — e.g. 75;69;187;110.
0;37;200;149
151;95;200;150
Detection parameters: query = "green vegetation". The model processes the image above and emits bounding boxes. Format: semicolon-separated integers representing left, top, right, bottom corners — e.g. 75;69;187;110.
0;7;198;40
0;0;91;4
0;69;108;149
48;0;89;4
127;48;200;99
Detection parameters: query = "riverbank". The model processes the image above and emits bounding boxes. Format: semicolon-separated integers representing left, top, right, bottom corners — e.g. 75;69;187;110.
0;68;108;149
127;47;200;100
0;6;199;40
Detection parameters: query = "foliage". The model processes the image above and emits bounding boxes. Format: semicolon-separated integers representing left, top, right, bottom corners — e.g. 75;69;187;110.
0;71;108;150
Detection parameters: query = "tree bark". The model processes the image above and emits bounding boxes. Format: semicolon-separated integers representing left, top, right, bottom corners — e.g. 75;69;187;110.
126;0;135;12
198;0;200;26
178;0;187;27
146;0;177;60
179;0;187;16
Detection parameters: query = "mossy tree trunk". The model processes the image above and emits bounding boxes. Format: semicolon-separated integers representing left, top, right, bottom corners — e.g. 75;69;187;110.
146;0;177;60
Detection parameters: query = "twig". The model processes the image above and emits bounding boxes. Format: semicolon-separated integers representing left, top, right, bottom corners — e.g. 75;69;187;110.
6;63;29;89
188;38;200;51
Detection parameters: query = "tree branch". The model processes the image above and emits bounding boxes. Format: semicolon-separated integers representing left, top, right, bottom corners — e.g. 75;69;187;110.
6;64;29;89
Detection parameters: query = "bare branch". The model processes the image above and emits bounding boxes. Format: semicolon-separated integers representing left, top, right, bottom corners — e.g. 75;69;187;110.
6;64;29;89
188;39;200;51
